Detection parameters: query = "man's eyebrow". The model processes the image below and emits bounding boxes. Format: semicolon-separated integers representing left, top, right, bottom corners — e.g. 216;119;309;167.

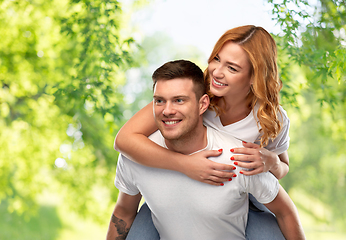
153;95;190;99
173;95;189;99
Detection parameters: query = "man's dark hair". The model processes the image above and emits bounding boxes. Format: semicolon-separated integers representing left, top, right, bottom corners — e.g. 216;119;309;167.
152;60;206;99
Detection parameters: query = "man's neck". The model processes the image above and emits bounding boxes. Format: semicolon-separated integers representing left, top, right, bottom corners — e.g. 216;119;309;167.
165;125;208;155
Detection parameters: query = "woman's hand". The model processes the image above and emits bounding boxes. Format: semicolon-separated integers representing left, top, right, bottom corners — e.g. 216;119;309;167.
180;149;238;186
230;141;281;176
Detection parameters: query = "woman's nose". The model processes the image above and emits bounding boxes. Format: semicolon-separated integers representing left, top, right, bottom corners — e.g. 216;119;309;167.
213;65;224;78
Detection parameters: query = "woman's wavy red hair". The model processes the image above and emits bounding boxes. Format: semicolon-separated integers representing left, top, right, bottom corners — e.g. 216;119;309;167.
204;25;283;147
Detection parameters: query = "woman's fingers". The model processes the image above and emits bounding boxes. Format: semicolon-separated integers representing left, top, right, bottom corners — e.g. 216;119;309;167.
230;143;269;174
184;150;238;185
239;167;264;176
233;160;262;169
197;163;238;184
203;169;238;186
231;147;258;156
230;146;275;173
241;141;260;149
201;149;224;158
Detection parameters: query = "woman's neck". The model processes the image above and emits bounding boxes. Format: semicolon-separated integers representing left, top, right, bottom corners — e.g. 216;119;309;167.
219;95;252;126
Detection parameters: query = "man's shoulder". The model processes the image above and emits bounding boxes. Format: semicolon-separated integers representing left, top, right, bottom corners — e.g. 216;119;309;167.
206;126;243;148
247;172;280;204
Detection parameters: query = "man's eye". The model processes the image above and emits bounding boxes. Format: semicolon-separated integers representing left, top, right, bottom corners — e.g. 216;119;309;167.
176;99;184;103
155;99;163;104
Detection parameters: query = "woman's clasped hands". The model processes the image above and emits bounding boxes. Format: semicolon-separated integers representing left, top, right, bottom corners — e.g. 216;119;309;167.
180;149;237;186
230;141;280;175
181;142;280;186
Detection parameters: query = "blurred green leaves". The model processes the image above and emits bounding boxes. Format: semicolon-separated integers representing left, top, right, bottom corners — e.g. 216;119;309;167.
0;0;135;220
268;0;346;228
270;0;346;107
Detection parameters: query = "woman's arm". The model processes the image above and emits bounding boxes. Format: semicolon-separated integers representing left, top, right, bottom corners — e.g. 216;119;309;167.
230;142;289;179
114;102;237;185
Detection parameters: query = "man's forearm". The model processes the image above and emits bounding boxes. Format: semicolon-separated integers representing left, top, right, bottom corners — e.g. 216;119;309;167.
106;213;134;240
277;212;305;240
265;186;305;240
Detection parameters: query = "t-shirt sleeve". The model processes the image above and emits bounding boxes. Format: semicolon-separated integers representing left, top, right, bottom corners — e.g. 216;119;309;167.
114;154;140;196
265;106;290;155
245;172;280;204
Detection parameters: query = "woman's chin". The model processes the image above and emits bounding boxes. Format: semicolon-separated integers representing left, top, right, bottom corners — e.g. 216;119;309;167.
210;88;223;97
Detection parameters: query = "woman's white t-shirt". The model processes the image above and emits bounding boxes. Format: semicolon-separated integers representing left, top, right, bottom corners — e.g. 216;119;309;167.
203;104;290;155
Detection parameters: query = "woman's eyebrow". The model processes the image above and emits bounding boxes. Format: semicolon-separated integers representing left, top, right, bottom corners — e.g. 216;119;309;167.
226;61;242;69
216;54;242;69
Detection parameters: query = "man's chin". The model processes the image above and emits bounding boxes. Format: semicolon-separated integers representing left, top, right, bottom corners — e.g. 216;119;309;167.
161;135;178;141
160;132;180;141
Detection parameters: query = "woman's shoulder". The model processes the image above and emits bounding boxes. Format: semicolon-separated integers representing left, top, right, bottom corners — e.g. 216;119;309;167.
278;105;290;125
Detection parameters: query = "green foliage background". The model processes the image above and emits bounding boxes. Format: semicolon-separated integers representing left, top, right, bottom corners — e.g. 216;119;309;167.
270;0;346;230
0;0;345;239
0;0;134;223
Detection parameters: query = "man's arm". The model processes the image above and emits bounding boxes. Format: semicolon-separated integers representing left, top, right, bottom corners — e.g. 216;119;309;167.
106;192;142;240
264;185;305;240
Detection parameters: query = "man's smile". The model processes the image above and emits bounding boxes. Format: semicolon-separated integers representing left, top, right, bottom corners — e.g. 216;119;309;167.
162;119;182;126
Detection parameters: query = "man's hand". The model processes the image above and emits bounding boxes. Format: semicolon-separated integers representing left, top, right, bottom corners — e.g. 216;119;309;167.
180;149;238;186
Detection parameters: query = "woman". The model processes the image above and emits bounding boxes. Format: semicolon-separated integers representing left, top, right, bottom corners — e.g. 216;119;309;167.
115;25;289;240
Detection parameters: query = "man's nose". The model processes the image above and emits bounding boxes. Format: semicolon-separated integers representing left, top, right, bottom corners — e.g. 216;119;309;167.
162;102;176;116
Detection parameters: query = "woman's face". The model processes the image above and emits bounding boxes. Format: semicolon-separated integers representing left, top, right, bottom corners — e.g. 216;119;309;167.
208;41;252;100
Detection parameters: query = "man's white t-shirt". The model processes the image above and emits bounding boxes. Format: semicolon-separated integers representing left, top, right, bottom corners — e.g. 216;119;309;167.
115;126;280;240
203;104;290;155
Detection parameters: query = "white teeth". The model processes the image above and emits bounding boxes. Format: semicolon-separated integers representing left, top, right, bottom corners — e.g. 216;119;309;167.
213;78;226;86
164;121;179;125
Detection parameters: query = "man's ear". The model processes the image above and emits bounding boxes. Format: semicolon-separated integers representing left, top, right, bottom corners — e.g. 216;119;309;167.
199;94;210;115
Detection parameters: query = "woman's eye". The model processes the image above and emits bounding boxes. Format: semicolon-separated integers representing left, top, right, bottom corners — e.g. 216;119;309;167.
228;66;237;72
213;56;220;62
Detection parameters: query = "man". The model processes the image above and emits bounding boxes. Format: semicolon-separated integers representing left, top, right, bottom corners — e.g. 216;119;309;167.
106;60;305;240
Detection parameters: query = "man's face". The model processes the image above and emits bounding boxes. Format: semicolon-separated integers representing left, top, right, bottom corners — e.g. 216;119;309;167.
153;78;201;141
